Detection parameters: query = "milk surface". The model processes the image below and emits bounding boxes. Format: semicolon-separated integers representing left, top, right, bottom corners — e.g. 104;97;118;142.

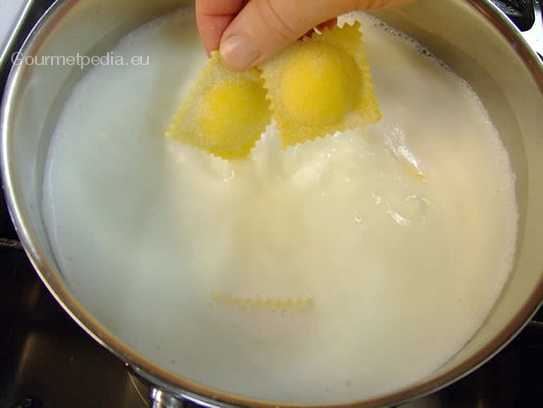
42;10;518;404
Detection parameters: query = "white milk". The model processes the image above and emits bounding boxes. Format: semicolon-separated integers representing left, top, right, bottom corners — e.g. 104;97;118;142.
42;10;518;404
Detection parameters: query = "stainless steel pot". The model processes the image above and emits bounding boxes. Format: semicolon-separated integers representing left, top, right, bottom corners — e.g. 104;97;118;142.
2;0;543;407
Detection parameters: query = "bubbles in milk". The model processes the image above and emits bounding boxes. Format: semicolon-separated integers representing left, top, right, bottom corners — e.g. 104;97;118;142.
42;10;518;405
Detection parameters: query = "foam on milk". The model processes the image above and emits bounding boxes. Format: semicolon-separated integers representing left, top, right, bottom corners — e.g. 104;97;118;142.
42;11;518;404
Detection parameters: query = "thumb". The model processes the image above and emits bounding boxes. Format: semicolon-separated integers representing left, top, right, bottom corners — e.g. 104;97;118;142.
219;0;413;71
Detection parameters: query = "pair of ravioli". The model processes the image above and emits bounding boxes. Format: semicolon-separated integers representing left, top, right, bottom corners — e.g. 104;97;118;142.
166;22;381;160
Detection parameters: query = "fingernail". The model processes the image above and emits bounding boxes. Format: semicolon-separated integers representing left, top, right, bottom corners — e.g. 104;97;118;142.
220;35;261;71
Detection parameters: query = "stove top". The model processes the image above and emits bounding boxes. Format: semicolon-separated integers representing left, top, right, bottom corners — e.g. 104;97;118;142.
0;1;542;407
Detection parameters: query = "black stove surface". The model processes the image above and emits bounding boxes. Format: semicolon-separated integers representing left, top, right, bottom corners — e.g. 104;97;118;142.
1;1;542;407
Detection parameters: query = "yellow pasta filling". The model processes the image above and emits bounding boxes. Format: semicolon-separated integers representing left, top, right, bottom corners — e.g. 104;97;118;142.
279;44;359;126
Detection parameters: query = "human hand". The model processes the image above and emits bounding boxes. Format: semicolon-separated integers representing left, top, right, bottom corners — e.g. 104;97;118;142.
196;0;415;71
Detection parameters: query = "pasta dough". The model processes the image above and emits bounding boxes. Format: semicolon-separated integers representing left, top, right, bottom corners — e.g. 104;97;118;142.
261;22;382;147
165;51;271;160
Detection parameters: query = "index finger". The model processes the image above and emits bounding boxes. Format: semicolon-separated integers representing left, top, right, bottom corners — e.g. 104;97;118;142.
196;0;246;55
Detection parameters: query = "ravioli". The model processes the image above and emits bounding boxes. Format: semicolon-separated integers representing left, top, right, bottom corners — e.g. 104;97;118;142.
261;22;382;147
212;291;313;309
165;51;271;160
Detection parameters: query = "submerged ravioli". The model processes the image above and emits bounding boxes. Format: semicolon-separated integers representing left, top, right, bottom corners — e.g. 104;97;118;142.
211;292;314;309
262;22;382;147
166;51;271;160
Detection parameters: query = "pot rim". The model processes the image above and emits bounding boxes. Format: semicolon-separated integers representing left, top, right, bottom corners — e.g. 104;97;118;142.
2;0;543;407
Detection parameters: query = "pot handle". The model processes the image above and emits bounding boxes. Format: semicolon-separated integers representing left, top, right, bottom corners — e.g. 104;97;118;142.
489;0;543;57
148;388;228;408
489;0;536;31
522;0;543;56
149;388;185;408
